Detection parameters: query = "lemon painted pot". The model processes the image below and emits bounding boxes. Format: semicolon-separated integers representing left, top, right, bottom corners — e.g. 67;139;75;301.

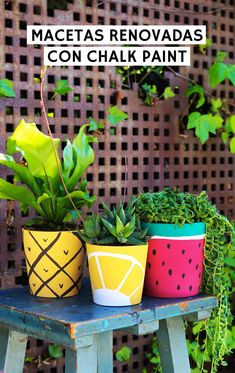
22;228;85;298
87;243;148;306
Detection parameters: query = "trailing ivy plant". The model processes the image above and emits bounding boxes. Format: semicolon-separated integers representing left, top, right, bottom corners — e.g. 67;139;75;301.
116;42;235;153
134;188;235;373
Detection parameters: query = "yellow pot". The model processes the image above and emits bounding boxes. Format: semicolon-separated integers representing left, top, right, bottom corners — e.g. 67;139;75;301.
87;243;148;306
22;228;85;298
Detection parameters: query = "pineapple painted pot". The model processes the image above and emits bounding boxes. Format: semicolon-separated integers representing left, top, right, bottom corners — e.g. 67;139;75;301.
22;228;85;298
87;243;148;306
142;222;206;298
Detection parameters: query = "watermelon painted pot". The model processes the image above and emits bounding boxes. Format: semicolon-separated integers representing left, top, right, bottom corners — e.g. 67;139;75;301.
142;222;206;298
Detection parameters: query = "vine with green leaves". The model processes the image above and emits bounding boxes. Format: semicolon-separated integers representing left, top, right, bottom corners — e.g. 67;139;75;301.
134;188;235;373
117;39;235;153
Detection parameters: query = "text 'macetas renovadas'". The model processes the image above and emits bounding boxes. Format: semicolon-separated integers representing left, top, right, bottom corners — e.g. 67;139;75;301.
27;25;206;66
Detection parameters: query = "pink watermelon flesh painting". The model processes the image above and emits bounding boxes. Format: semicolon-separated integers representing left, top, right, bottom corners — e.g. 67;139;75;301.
144;235;205;298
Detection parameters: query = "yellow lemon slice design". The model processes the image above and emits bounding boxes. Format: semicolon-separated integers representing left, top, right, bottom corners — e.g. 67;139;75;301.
87;244;148;306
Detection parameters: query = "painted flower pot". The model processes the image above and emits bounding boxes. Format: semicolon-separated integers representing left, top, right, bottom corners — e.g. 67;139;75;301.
86;243;148;306
22;229;85;298
142;222;206;298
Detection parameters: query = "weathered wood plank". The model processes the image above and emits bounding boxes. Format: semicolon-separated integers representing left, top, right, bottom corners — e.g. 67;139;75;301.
0;326;9;371
97;331;113;373
157;316;190;373
121;320;159;335
0;328;27;373
184;309;212;321
65;336;97;373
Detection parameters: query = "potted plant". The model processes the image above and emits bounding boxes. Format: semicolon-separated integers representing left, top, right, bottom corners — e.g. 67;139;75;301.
134;187;235;372
77;201;148;306
134;188;209;298
0;119;96;298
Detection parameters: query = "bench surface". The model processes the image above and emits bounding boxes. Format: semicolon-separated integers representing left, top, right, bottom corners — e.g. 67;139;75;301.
0;281;217;346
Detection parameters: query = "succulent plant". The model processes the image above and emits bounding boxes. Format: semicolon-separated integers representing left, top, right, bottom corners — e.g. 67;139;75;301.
77;201;147;245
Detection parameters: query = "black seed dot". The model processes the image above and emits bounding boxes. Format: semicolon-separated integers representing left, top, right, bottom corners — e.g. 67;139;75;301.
199;242;201;248
177;284;181;290
199;272;201;278
152;249;156;255
147;262;151;269
182;273;185;279
188;258;192;264
168;269;172;276
182;249;185;255
189;285;192;291
167;243;171;249
162;261;165;266
155;280;158;285
196;264;199;270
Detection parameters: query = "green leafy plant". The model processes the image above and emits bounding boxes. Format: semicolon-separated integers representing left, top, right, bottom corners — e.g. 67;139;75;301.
116;43;235;154
0;67;128;231
0;79;15;98
116;346;132;362
77;201;147;245
0;119;96;230
134;188;235;373
52;79;73;98
48;344;63;359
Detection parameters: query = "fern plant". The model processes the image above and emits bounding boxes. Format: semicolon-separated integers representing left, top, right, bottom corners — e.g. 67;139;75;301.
77;201;147;245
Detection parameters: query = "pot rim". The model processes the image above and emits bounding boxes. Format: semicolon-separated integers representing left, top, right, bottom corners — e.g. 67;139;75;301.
86;243;148;249
22;227;78;233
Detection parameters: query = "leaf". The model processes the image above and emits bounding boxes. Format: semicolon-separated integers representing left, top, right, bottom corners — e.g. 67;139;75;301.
116;347;132;362
187;112;223;144
123;216;136;236
34;77;40;84
221;132;228;144
53;79;73;96
150;356;159;364
230;116;235;133
25;356;34;363
107;106;128;126
62;140;74;182
199;38;212;54
0;79;15;98
116;215;124;234
211;98;222;113
47;112;54;118
209;63;228;89
185;85;205;108
48;344;63;359
88;118;99;132
230;137;235;153
66;124;94;192
7;119;61;183
0;178;44;217
144;94;153;106
0;153;41;197
228;64;235;85
163;86;175;99
215;51;228;63
101;217;116;236
58;190;96;209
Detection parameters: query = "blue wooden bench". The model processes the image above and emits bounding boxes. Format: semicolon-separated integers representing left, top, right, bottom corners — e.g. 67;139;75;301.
0;280;217;373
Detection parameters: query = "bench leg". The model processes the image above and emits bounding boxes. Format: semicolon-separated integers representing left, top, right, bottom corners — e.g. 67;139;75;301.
156;316;190;373
97;331;113;373
65;332;113;373
65;335;97;373
0;327;27;373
